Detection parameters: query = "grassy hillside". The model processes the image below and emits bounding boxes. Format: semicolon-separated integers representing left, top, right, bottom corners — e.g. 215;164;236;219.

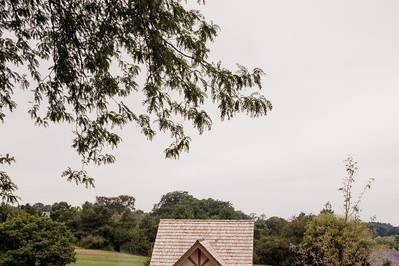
70;248;148;266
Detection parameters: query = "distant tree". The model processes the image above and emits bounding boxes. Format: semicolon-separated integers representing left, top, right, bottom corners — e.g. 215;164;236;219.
193;197;240;219
281;213;313;244
253;213;312;266
50;201;80;232
0;203;17;222
297;212;375;266
152;191;195;217
77;201;113;247
375;235;399;251
19;203;42;216
369;222;399;237
254;235;297;266
1;0;272;201
152;191;241;220
130;213;158;256
0;212;75;265
18;202;50;217
264;216;288;236
74;196;139;252
213;205;241;220
96;195;136;213
33;202;52;213
109;209;138;252
132;191;244;256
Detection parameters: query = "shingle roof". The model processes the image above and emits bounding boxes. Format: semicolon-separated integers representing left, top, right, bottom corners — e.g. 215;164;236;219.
199;239;227;265
369;248;399;266
149;219;255;266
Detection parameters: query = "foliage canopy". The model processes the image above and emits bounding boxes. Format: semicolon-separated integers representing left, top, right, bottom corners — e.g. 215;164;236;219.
0;0;271;201
298;213;375;266
0;212;76;266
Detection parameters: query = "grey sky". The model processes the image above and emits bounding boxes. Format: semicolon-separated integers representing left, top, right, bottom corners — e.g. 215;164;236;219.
2;0;399;224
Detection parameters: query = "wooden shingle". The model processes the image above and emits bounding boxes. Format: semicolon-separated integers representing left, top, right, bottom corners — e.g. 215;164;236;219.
149;219;255;266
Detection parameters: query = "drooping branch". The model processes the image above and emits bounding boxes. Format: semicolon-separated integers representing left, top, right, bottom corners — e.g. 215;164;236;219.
0;0;272;193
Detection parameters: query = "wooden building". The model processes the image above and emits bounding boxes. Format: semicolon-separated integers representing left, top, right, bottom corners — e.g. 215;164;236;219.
149;219;255;266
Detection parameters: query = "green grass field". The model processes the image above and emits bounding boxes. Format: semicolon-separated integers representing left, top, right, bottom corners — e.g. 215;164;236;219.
70;248;148;266
70;248;267;266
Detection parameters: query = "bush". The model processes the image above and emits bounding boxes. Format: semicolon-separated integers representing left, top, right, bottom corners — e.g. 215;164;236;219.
0;212;76;266
298;213;375;265
376;235;399;251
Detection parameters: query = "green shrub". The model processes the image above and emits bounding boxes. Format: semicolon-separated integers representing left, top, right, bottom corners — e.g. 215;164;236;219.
0;212;75;266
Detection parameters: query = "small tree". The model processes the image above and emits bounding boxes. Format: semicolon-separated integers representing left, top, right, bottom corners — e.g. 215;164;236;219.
340;156;374;221
0;212;76;266
298;213;374;265
297;156;376;265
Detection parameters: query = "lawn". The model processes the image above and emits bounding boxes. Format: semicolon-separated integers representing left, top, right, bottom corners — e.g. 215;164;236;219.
70;248;148;266
70;248;268;266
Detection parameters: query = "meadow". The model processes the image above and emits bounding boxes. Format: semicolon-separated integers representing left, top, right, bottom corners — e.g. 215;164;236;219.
70;248;267;266
70;248;148;266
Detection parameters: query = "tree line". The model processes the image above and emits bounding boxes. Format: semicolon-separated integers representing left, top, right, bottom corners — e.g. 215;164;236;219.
1;191;398;265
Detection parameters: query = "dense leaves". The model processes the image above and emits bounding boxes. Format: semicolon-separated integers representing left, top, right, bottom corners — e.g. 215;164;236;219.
0;0;272;198
0;192;395;265
294;157;377;266
152;191;245;219
71;192;246;255
370;222;399;237
0;212;76;266
96;195;136;212
253;213;313;266
50;201;79;231
298;213;375;266
375;235;399;251
0;203;18;222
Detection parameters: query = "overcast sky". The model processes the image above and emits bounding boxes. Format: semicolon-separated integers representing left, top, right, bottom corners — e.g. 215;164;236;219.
2;0;399;224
